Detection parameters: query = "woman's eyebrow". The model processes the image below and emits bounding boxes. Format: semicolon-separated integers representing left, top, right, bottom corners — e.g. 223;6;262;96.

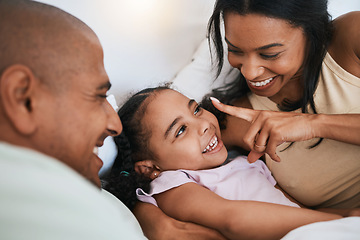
225;37;239;49
255;43;283;50
164;99;196;139
225;37;283;51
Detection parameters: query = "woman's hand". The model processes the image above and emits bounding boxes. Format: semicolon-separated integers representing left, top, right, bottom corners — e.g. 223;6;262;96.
210;97;318;163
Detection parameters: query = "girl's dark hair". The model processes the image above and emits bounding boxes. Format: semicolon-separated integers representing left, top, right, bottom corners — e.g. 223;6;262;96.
207;0;333;113
102;86;170;210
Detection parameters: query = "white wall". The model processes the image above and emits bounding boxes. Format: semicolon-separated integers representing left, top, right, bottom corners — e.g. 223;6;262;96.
37;0;216;105
328;0;360;18
36;0;360;105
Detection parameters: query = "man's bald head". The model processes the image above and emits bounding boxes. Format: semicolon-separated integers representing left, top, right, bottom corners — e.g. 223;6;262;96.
0;0;101;91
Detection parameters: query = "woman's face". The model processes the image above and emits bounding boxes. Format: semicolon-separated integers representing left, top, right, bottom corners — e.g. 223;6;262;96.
224;13;307;100
142;89;228;171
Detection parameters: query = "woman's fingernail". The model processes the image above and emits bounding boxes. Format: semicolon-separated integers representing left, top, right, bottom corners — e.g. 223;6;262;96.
210;97;220;103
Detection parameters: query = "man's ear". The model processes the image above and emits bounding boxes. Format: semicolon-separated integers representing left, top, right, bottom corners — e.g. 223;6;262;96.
134;160;161;180
0;64;37;135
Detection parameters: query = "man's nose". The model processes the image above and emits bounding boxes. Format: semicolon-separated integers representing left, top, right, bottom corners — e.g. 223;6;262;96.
105;97;122;136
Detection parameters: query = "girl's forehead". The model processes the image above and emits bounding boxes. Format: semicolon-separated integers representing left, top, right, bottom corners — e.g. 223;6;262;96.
143;89;189;128
148;89;189;109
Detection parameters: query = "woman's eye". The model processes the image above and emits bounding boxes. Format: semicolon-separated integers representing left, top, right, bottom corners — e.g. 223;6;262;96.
228;49;243;55
261;52;280;59
176;125;187;137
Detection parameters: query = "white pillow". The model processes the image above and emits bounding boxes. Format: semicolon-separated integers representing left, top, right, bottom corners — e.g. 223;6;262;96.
281;217;360;240
171;38;239;103
98;136;118;178
98;95;118;178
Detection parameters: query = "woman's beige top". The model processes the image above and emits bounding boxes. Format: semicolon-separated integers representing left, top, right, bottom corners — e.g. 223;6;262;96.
248;52;360;208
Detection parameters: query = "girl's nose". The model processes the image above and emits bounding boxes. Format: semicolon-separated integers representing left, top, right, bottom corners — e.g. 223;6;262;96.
197;118;210;136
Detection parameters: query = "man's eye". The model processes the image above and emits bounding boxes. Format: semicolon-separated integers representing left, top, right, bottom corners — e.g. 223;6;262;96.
98;94;108;99
176;126;187;137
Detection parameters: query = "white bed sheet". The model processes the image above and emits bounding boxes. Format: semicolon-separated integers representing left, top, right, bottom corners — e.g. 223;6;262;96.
281;217;360;240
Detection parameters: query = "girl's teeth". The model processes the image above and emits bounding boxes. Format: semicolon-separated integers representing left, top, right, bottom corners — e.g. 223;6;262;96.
203;136;219;153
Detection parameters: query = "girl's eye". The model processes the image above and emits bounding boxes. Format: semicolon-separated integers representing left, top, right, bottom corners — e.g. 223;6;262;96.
194;105;202;115
176;125;187;137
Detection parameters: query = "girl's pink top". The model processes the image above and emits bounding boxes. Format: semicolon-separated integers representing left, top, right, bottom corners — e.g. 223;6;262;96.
136;156;299;208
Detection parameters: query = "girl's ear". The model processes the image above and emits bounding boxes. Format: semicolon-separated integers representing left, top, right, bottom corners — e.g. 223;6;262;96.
134;160;161;180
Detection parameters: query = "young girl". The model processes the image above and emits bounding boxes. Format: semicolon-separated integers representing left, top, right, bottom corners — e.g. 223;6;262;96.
104;86;348;240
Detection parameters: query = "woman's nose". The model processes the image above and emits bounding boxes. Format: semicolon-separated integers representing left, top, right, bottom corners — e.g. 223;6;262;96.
237;57;265;81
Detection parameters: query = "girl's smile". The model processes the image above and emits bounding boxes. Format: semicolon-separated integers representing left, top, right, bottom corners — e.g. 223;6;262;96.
202;135;224;155
142;89;228;171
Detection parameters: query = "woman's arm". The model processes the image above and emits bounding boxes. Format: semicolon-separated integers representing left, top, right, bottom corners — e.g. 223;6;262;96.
211;98;360;162
314;113;360;144
316;208;360;217
155;182;342;240
133;202;226;240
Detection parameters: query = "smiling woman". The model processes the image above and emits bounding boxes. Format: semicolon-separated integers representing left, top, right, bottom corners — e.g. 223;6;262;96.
224;13;307;103
201;0;360;212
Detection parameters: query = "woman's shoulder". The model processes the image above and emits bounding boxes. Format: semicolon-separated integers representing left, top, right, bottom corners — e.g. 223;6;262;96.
332;11;360;45
333;11;360;24
328;11;360;78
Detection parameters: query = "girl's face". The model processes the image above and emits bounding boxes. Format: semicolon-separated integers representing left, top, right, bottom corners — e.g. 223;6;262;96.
224;13;307;102
142;89;228;171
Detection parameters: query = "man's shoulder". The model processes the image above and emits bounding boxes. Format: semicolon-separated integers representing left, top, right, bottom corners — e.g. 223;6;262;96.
0;142;146;239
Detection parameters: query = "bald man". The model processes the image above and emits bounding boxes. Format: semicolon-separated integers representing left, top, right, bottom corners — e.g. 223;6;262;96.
0;0;146;239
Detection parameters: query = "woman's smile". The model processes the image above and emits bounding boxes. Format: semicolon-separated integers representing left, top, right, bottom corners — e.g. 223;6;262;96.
247;75;279;90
